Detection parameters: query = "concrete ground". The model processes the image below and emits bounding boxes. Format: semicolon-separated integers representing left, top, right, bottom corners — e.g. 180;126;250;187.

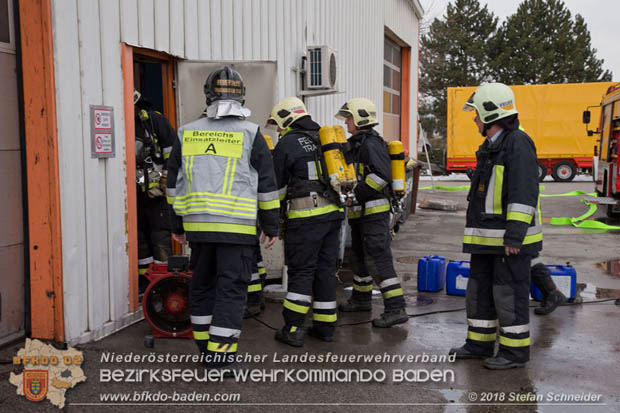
2;181;619;412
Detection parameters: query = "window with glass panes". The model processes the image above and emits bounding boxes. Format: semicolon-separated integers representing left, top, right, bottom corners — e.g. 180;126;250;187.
383;38;401;142
0;0;15;53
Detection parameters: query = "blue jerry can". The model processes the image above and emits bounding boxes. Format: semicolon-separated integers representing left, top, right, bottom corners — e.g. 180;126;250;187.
417;255;446;292
446;260;470;296
530;265;577;301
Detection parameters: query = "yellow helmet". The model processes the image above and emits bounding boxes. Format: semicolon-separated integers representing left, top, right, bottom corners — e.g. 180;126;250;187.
335;97;378;128
463;82;518;124
266;97;309;129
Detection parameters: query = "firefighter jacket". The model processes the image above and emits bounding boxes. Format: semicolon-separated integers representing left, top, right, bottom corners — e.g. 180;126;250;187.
166;116;279;245
135;110;176;193
272;117;344;223
345;128;392;220
135;109;175;164
463;128;542;255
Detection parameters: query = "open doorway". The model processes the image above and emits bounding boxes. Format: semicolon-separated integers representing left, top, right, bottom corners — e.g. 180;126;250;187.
132;49;180;299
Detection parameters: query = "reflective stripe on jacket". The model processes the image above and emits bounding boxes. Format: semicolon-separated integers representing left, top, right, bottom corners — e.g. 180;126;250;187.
463;128;542;255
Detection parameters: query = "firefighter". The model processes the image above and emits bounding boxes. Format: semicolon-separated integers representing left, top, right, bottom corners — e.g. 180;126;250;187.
531;255;567;315
335;98;408;328
267;96;344;347
167;66;279;370
449;83;542;370
134;90;175;291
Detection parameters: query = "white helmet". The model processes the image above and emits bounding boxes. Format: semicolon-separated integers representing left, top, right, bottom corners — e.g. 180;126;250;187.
335;97;379;128
463;82;518;124
266;97;309;129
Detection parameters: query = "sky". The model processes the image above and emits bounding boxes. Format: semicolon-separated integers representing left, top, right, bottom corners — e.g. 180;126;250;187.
419;0;620;81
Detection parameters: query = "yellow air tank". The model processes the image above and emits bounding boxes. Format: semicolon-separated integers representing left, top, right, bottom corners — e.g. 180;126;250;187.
319;126;349;193
388;140;406;198
263;134;275;151
333;125;357;189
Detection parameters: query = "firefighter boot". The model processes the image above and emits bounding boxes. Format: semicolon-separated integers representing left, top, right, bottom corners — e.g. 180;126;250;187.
338;299;372;312
484;356;526;370
532;263;566;315
372;308;408;328
449;345;493;359
275;325;304;347
535;290;567;315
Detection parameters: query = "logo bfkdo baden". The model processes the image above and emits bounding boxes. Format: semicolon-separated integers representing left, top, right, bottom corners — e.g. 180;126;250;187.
9;339;86;409
24;370;49;402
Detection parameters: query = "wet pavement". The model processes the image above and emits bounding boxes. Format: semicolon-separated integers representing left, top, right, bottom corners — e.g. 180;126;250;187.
1;181;619;412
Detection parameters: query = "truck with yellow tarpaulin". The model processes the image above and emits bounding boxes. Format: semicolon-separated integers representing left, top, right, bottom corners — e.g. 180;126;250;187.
446;82;615;182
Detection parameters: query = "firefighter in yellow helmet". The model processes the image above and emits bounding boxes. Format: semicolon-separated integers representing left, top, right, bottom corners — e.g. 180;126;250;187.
335;97;408;328
267;96;344;346
449;83;541;369
167;66;279;372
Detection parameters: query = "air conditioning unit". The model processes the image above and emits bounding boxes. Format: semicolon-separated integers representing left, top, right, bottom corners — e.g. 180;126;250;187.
306;46;337;90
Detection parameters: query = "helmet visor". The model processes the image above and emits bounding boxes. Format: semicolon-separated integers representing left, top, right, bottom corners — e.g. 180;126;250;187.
462;93;476;112
335;109;352;120
264;117;279;129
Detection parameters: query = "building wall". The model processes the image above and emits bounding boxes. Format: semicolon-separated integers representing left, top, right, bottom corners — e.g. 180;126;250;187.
0;0;25;344
50;0;421;343
51;0;133;343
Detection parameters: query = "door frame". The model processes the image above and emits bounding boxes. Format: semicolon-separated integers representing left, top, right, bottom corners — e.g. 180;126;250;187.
122;45;178;311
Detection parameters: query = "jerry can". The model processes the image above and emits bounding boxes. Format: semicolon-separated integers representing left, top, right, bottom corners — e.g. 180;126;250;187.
446;260;470;296
417;255;446;292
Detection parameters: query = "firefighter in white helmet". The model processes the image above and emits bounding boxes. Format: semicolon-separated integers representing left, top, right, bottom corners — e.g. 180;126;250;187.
267;96;344;347
449;83;541;369
336;97;408;328
167;66;279;372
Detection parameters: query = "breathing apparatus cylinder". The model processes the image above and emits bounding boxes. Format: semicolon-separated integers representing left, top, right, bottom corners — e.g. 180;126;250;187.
318;125;352;194
333;125;357;187
388;140;406;198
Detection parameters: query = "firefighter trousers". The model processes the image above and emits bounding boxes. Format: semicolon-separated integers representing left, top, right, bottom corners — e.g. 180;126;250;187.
349;212;405;311
137;194;171;276
283;218;342;337
188;242;254;367
465;253;531;363
247;239;266;305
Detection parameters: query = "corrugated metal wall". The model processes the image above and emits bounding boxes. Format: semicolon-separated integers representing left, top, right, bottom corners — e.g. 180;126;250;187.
119;0;419;141
52;0;136;344
51;0;420;343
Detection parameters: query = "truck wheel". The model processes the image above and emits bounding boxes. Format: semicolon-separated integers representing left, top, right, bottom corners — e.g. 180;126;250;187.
551;161;576;182
537;162;547;182
607;205;620;219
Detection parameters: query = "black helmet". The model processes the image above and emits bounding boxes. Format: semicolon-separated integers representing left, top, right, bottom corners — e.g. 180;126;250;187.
204;66;245;106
